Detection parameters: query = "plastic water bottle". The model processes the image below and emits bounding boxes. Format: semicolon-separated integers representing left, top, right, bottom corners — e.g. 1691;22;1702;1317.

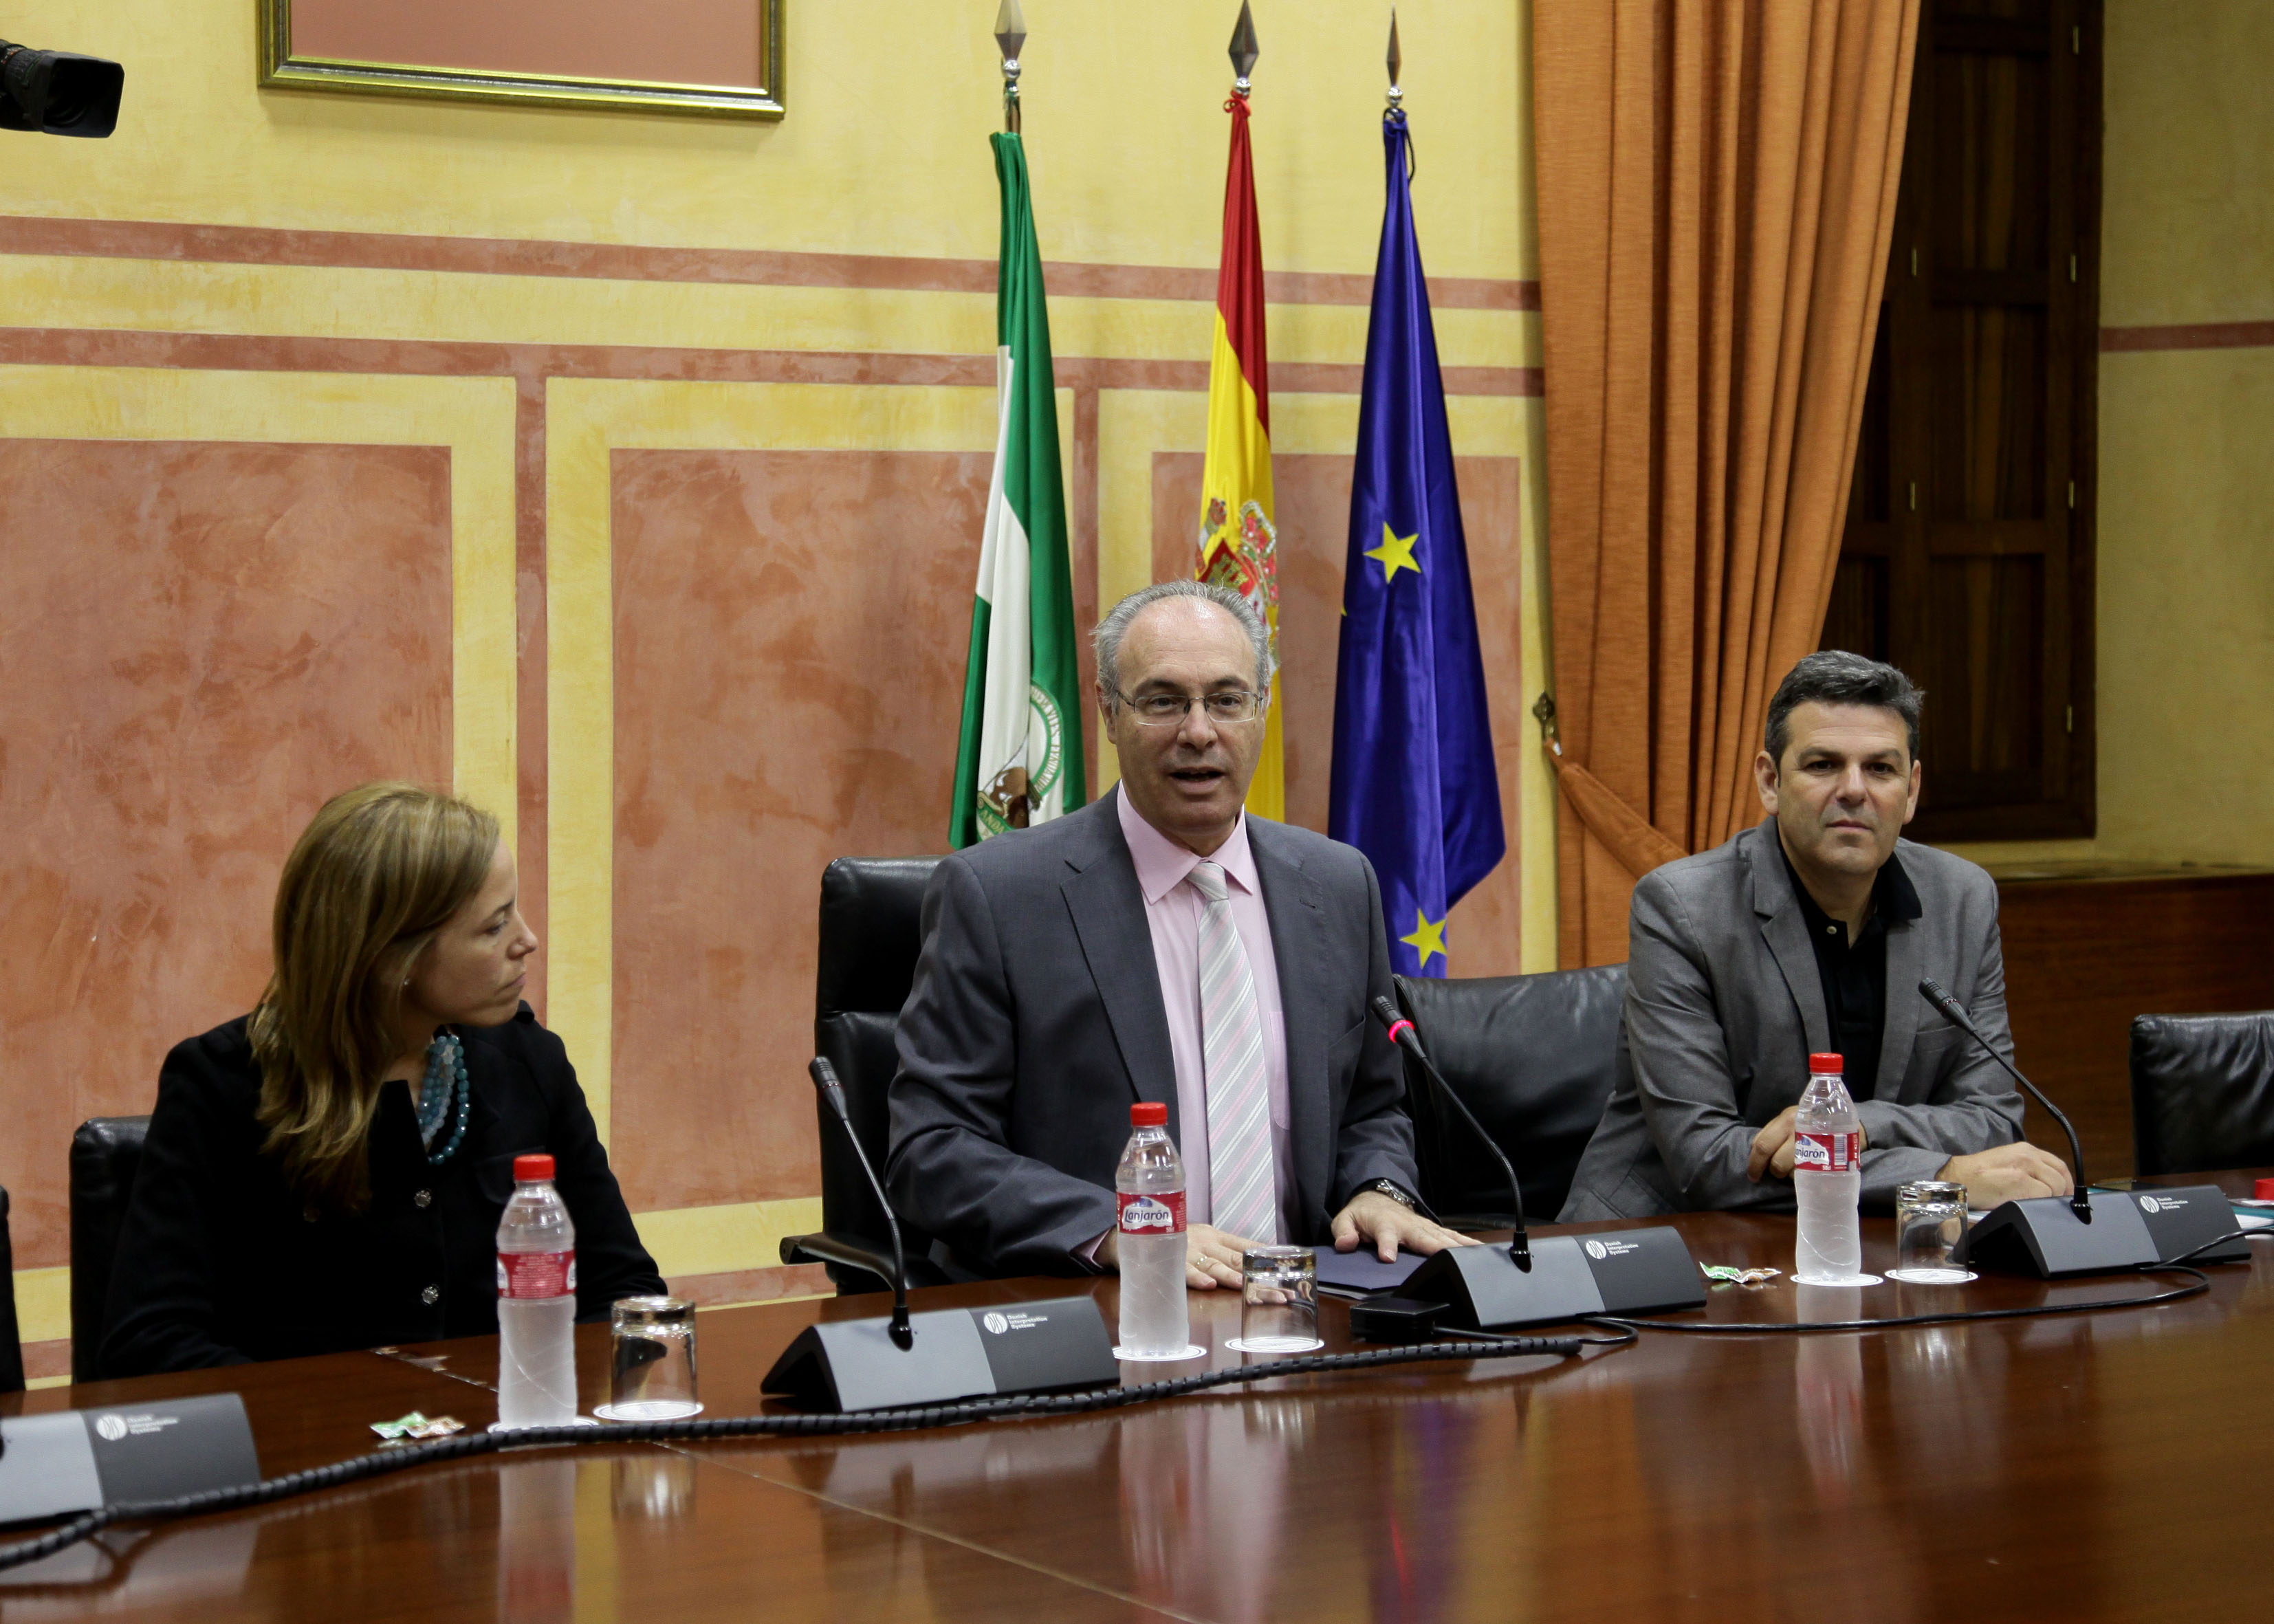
496;1152;579;1427
1793;1053;1866;1284
1114;1102;1192;1359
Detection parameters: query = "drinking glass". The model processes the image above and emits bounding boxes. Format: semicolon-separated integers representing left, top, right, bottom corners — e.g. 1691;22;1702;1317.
1887;1181;1976;1284
594;1296;703;1421
1227;1246;1324;1354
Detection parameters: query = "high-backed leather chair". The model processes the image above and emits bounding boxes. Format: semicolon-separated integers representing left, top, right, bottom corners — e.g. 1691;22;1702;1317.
1394;963;1628;1225
2129;1011;2274;1177
779;856;954;1294
1;1183;24;1394
69;1115;151;1383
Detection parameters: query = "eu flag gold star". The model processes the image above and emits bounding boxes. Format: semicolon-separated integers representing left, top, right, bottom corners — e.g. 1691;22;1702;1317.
1364;523;1421;583
1399;908;1448;971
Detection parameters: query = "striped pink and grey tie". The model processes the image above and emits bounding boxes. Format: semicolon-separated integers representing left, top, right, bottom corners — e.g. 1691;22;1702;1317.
1189;860;1276;1245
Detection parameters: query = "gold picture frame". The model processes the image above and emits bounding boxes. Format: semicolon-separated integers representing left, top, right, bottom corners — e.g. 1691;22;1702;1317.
258;1;784;120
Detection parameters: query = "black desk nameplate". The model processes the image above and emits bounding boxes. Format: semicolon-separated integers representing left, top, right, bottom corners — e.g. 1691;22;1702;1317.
1959;1185;2251;1277
1407;1228;1705;1331
763;1295;1119;1412
0;1392;260;1525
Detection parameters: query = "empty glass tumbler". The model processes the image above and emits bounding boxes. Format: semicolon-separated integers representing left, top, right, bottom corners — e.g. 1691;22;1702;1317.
593;1296;703;1421
1888;1181;1976;1284
1227;1246;1324;1354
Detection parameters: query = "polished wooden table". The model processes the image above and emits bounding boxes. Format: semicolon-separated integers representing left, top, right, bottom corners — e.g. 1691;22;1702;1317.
6;1172;2268;1622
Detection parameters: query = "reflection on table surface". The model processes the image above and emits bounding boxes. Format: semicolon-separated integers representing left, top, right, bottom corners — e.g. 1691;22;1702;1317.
3;1185;2268;1623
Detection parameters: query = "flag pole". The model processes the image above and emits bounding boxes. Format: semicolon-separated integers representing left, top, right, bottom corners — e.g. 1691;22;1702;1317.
1327;3;1506;969
1199;0;1282;820
956;0;1084;844
994;0;1025;133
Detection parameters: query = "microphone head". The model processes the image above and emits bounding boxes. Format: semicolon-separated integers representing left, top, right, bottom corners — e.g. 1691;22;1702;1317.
807;1057;852;1119
1371;994;1401;1029
1917;977;1969;1025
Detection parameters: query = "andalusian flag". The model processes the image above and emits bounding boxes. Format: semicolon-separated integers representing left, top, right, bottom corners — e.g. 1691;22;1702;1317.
1194;90;1283;822
951;132;1085;847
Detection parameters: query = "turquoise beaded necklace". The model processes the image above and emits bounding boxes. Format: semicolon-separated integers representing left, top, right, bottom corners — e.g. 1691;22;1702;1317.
415;1031;472;1166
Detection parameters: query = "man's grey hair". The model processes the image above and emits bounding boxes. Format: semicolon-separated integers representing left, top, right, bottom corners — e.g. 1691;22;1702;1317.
1093;580;1274;710
1765;650;1925;765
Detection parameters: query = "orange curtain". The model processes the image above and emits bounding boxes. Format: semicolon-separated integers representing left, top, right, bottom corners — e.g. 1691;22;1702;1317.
1532;0;1918;967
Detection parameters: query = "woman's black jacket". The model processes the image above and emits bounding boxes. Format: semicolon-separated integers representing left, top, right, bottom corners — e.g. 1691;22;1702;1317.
99;1005;665;1377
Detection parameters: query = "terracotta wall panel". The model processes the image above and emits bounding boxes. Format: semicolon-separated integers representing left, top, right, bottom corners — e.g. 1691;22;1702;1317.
0;439;454;1266
290;0;767;90
1151;451;1525;976
610;448;990;1214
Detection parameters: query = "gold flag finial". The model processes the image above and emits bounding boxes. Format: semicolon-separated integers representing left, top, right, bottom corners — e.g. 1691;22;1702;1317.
1229;0;1260;98
1386;8;1403;110
994;0;1027;132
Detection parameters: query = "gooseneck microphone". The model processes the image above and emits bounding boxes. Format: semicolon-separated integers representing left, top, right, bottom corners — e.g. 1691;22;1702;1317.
767;1059;1122;1410
1916;978;2092;1225
807;1056;912;1346
1372;994;1533;1271
1377;994;1705;1329
1912;979;2250;1277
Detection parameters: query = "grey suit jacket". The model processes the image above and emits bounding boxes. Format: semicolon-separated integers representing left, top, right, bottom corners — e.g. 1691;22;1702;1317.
1559;818;2024;1219
886;789;1421;1278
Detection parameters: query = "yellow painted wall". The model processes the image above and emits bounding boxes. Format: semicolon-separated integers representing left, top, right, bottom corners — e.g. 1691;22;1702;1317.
17;2;1525;278
1941;0;2274;871
1;1;1554;1361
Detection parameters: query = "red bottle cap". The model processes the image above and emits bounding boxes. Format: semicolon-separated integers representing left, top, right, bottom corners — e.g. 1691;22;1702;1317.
2255;1177;2274;1202
1130;1102;1168;1127
1808;1053;1845;1073
513;1153;556;1182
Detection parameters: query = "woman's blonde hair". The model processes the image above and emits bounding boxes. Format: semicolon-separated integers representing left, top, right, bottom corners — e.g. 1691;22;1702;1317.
250;782;501;1209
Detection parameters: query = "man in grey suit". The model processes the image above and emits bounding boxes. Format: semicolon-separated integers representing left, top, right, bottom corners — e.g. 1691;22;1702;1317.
889;581;1474;1286
1561;651;2073;1220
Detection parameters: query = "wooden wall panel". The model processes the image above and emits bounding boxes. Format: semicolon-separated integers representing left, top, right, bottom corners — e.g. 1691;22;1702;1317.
609;448;992;1214
1148;451;1527;976
0;439;454;1266
1998;871;2274;1178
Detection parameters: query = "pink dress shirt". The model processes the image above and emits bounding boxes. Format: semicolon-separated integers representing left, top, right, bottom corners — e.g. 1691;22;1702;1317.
1117;788;1296;1240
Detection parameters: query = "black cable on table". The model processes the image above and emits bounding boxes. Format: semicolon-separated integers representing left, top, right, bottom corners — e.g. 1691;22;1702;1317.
2162;1229;2260;1266
1450;1322;1641;1351
0;1332;1588;1574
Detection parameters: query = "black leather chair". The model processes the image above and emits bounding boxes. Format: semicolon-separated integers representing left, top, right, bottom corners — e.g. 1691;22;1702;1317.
1394;963;1628;1225
2129;1011;2274;1177
69;1115;151;1383
779;856;954;1294
1;1183;25;1394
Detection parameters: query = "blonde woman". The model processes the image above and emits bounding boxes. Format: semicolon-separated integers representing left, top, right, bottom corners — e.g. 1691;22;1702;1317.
101;783;662;1376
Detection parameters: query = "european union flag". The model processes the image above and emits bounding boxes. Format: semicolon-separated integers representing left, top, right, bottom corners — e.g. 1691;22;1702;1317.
1329;109;1506;979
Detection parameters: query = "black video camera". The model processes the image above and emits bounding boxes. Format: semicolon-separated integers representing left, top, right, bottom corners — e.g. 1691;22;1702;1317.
0;38;124;138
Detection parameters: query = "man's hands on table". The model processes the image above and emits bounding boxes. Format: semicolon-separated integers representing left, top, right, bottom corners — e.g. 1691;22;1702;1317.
1329;1190;1480;1264
1935;1142;2074;1205
1099;1222;1270;1289
1747;1105;1860;1181
1098;1193;1478;1287
1747;1106;2074;1206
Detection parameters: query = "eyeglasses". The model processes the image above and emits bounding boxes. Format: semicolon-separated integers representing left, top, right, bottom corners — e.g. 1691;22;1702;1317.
1113;689;1266;727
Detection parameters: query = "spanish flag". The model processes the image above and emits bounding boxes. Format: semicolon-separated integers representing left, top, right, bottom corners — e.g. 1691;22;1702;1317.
1194;91;1282;822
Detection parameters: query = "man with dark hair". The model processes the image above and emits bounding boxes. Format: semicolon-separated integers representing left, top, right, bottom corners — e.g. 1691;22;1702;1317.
1561;650;2070;1219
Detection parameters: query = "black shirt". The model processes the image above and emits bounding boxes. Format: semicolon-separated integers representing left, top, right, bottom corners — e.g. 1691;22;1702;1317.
1780;845;1923;1101
101;1005;665;1377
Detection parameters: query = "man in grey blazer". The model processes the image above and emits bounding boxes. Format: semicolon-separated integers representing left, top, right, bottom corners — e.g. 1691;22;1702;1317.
889;581;1474;1285
1561;651;2073;1220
